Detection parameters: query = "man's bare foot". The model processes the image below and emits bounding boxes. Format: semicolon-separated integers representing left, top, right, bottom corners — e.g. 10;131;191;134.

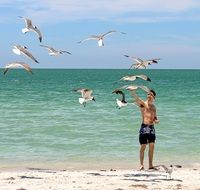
139;166;144;171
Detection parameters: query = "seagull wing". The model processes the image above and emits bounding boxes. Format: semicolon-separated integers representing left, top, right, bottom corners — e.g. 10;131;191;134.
20;47;39;63
138;85;151;93
4;63;21;75
129;63;143;70
112;89;126;102
136;74;151;81
121;85;138;91
119;75;128;81
128;63;136;70
112;89;123;94
21;63;33;74
60;50;72;55
154;165;170;173
148;58;161;63
78;36;99;43
160;165;169;172
83;89;93;99
124;55;144;68
73;88;86;98
102;30;126;37
134;57;143;64
3;68;9;75
19;16;33;28
102;30;117;37
4;62;33;75
124;55;136;61
33;27;42;42
134;63;146;69
40;45;56;53
121;75;137;81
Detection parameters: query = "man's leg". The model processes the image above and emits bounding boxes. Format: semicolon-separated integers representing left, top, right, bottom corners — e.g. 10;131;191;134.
148;142;155;169
140;144;146;170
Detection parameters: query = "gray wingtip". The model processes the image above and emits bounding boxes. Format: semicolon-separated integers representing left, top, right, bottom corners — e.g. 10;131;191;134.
147;77;151;82
124;55;129;58
39;37;42;43
3;70;7;75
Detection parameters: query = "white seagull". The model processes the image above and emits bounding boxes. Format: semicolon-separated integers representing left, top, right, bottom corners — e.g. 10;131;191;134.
19;16;42;42
3;62;33;75
154;165;174;179
112;89;128;109
78;30;126;46
124;55;161;69
40;45;71;56
120;74;151;82
73;88;95;107
12;45;39;63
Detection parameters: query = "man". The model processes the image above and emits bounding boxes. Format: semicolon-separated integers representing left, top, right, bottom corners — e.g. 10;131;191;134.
132;89;159;170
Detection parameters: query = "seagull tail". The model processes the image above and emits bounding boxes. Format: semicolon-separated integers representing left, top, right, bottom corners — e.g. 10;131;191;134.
12;48;21;55
79;98;85;105
98;40;104;46
22;28;29;34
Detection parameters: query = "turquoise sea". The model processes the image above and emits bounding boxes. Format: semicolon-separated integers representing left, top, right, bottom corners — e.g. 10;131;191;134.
0;69;199;169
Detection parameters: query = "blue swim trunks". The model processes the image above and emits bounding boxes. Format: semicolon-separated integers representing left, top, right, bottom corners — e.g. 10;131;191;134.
139;123;156;144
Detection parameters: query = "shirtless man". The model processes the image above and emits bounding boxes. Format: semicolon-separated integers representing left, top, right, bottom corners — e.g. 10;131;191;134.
132;89;159;170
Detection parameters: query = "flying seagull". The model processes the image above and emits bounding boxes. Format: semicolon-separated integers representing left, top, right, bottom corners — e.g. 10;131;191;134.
112;89;128;109
124;55;161;69
73;88;95;107
3;62;33;75
19;16;42;42
12;45;39;63
120;74;151;82
78;30;126;46
40;45;71;56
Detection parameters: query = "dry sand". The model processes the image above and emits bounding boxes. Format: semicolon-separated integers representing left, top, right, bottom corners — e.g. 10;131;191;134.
0;164;200;190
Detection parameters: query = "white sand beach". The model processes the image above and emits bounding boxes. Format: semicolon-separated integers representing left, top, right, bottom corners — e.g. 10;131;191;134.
0;164;199;190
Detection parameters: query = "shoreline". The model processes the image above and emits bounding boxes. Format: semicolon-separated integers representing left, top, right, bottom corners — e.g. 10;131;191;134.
0;164;199;190
1;159;199;171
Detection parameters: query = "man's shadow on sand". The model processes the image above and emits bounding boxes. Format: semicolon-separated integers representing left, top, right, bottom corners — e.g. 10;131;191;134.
122;172;182;183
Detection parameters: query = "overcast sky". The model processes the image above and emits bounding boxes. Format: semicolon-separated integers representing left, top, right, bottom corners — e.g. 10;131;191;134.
0;0;200;69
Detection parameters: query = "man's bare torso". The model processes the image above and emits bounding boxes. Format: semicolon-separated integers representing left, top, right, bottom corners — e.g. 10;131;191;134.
140;102;156;125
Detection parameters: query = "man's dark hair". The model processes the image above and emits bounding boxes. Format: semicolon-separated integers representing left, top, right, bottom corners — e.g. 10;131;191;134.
150;89;156;97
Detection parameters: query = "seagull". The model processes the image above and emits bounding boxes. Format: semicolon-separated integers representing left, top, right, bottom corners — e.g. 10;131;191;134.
78;30;126;46
40;45;71;56
12;45;39;63
112;89;128;109
124;55;161;69
73;88;95;107
154;165;173;179
120;74;151;82
3;62;33;75
19;16;42;42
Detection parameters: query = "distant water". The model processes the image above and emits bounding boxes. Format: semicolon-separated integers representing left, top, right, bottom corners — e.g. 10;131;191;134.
0;69;199;169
